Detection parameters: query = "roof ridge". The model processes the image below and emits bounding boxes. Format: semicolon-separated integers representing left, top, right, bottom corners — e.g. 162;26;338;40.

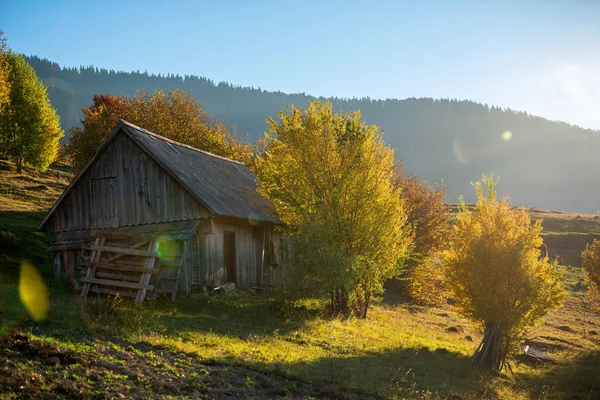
119;119;247;166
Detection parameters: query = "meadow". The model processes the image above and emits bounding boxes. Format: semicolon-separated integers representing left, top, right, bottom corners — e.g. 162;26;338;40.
1;163;599;399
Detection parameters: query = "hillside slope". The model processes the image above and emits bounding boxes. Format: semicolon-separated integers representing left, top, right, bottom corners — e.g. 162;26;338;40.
1;164;599;399
27;56;600;213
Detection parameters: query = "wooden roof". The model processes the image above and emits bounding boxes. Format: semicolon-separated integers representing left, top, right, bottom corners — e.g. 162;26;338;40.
38;120;278;230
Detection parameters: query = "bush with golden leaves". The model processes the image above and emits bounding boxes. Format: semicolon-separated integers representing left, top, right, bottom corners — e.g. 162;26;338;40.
582;239;600;306
444;175;566;370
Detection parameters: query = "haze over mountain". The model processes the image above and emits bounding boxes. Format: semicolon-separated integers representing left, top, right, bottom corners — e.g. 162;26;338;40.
27;56;600;214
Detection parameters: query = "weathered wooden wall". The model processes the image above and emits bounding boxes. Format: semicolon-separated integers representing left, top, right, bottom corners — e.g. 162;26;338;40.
267;231;286;288
191;221;265;288
48;133;209;233
187;221;285;289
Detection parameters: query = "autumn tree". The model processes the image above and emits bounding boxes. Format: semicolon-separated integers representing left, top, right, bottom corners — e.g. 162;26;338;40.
66;90;253;171
392;168;450;303
582;239;600;305
0;30;10;111
0;53;63;172
257;100;413;317
444;175;565;370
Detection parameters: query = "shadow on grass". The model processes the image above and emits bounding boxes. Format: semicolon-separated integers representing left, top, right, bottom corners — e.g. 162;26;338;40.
518;350;600;399
153;292;317;339
142;334;489;398
0;211;52;281
0;210;47;228
282;346;485;398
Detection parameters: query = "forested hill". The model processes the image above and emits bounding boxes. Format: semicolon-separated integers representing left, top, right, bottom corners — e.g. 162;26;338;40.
27;56;600;213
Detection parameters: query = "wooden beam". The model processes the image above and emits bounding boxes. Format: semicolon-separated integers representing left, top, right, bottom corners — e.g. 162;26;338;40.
81;262;158;274
53;252;62;280
86;245;159;258
88;287;137;298
95;271;141;282
106;240;151;262
80;277;153;290
80;237;105;298
90;230;157;242
134;240;158;304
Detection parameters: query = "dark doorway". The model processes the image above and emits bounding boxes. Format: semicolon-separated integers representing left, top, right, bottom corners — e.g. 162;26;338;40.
224;232;236;283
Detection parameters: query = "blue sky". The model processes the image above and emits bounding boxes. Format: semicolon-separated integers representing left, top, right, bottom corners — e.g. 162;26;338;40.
1;0;599;129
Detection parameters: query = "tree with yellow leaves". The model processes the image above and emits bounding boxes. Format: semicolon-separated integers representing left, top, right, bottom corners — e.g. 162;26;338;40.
257;100;413;317
582;239;600;305
0;30;10;111
444;175;565;370
0;53;63;173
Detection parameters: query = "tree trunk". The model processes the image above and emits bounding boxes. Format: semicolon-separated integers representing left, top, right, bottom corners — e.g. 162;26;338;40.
16;157;22;174
361;293;370;318
330;286;350;316
330;291;335;315
472;321;508;371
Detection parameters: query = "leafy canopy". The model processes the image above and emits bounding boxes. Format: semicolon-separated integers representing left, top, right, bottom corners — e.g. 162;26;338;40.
0;30;10;111
444;175;565;337
0;53;63;172
582;239;600;304
66;90;254;170
257;100;413;316
395;169;449;265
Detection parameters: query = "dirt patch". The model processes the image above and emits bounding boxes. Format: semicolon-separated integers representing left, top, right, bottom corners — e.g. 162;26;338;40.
26;184;50;192
0;330;376;399
445;326;464;334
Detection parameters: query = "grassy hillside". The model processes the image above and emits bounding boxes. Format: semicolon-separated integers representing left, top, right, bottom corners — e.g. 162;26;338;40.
1;164;599;398
0;161;71;279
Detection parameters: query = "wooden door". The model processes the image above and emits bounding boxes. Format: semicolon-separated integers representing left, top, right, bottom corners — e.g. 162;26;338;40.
223;232;236;283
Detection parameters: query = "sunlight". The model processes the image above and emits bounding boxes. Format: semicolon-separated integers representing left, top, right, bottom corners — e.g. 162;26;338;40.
501;130;512;141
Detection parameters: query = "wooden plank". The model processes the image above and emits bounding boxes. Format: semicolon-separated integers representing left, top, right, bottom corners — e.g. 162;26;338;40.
80;237;105;298
95;271;142;282
89;286;137;298
135;240;159;304
91;230;156;242
97;259;146;267
80;277;153;290
107;240;152;262
53;252;62;280
81;262;158;274
87;245;159;258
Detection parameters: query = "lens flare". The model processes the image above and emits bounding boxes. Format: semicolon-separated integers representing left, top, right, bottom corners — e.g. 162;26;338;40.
19;260;49;322
156;235;175;259
501;131;513;141
453;138;468;164
248;213;259;226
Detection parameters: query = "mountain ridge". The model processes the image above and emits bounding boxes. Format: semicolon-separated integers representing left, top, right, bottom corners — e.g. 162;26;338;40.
25;55;600;213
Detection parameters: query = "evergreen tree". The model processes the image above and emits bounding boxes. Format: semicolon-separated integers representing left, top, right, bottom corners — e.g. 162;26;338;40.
0;53;63;172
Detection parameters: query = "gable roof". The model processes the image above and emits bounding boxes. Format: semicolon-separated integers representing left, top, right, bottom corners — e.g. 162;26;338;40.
38;120;279;231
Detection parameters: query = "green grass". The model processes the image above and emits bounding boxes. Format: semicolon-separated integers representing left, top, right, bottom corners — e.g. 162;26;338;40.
2;264;599;399
0;161;71;280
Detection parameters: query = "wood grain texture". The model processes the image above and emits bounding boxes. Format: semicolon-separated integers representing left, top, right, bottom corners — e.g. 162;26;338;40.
47;133;210;233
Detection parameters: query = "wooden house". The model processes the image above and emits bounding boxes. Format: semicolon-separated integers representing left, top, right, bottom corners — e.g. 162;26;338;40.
38;120;282;298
